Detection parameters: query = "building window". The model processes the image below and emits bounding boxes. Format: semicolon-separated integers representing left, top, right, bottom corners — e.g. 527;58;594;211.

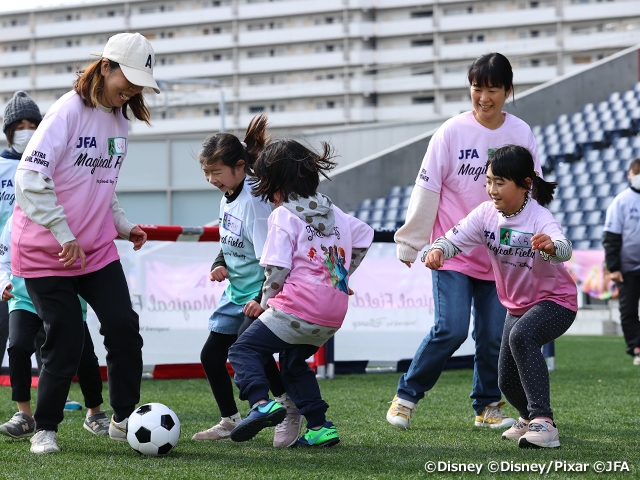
411;38;433;47
412;96;435;104
573;56;591;64
249;106;264;113
410;10;433;18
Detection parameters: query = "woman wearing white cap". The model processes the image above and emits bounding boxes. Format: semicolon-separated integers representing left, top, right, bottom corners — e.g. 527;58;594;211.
11;32;160;454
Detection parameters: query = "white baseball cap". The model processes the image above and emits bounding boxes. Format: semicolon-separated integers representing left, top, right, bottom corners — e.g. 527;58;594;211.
94;33;161;94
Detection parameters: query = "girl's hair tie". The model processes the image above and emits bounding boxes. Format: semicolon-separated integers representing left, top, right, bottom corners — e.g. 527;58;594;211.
240;141;247;148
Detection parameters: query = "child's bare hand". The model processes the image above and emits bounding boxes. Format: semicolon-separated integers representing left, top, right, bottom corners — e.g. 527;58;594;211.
209;266;229;282
2;283;14;301
243;300;264;318
531;233;555;255
348;287;354;295
424;249;445;270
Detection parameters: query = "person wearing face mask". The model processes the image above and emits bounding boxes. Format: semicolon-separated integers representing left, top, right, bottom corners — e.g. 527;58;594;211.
603;158;640;365
0;91;42;373
11;32;160;454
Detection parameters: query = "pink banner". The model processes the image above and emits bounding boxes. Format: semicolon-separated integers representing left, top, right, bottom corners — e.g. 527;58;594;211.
564;250;618;300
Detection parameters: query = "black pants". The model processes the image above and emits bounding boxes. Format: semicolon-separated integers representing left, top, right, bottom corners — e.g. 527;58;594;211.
201;316;285;418
0;301;8;369
8;310;103;408
498;301;575;421
229;320;328;427
25;261;142;432
616;270;640;355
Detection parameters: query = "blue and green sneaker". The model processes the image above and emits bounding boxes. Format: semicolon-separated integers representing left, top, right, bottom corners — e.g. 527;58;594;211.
295;421;340;448
230;400;286;442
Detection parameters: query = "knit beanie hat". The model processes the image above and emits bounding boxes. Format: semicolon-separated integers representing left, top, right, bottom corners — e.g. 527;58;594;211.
3;91;42;134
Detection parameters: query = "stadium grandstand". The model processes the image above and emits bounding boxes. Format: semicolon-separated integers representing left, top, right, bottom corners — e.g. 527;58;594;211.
321;45;640;254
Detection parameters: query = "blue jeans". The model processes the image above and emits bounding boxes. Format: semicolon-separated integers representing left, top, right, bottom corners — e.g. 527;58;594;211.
397;270;506;415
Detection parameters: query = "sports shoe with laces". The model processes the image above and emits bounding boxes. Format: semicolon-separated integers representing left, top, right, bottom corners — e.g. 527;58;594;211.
64;398;82;411
84;411;110;436
30;430;60;454
518;419;560;449
230;399;286;442
386;395;416;430
108;415;128;442
295;421;340;448
474;401;516;428
502;418;529;440
633;348;640;365
0;412;35;439
192;414;240;441
273;401;303;448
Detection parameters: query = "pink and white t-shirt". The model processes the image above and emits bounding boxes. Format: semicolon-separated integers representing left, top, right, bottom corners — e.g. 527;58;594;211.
12;91;128;277
444;199;577;315
260;205;374;328
417;111;540;281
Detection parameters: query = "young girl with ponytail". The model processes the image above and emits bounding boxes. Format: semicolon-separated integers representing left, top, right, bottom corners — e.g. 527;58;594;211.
195;113;300;448
423;144;577;449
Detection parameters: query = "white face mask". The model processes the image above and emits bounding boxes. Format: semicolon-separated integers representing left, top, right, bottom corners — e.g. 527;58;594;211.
632;173;640;190
11;129;35;154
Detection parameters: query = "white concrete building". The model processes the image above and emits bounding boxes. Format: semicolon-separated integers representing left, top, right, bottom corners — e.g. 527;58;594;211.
1;0;640;225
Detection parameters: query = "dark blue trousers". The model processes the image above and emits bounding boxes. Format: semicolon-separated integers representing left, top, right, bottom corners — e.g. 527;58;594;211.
228;319;329;427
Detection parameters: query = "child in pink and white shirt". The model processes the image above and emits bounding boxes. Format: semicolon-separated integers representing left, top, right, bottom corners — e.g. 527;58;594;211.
425;145;576;450
228;140;374;448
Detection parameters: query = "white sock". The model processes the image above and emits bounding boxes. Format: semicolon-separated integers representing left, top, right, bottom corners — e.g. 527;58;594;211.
224;412;242;424
275;393;295;408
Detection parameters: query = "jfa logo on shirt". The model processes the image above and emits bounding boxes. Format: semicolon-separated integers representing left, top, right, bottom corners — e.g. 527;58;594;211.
499;228;533;249
108;137;127;155
222;212;242;237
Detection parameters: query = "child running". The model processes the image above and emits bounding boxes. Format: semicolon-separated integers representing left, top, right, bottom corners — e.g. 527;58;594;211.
228;140;374;447
423;145;576;449
0;216;108;439
195;113;300;448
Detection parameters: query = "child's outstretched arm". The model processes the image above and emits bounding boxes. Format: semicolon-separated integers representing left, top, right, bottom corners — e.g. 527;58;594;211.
422;237;462;270
259;265;291;310
532;234;572;262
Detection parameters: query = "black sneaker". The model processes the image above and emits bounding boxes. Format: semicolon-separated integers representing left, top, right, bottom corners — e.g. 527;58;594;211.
0;412;35;439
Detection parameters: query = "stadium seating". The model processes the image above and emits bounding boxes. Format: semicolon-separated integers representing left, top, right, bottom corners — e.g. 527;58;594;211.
353;82;640;250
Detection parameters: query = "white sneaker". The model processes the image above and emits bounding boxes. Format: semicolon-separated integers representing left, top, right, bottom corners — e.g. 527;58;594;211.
192;414;240;441
109;415;128;442
474;401;516;428
30;430;60;454
273;399;303;448
386;395;416;430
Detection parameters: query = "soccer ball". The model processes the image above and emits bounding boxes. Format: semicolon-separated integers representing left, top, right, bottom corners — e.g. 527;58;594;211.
127;403;181;456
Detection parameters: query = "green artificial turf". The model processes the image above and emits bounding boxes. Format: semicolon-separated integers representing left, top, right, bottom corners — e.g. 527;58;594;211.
1;336;638;479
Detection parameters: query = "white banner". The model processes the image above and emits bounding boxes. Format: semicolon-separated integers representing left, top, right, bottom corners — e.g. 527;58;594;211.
2;241;473;368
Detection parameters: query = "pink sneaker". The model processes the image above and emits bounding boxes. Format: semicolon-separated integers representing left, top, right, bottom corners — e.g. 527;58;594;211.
518;419;560;448
273;400;303;448
192;414;240;441
501;418;529;440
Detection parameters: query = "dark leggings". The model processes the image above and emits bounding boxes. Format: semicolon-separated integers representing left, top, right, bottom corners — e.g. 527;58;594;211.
200;316;285;418
498;301;575;421
8;310;103;408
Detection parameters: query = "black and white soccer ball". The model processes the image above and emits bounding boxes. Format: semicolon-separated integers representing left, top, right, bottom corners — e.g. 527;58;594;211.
127;403;181;456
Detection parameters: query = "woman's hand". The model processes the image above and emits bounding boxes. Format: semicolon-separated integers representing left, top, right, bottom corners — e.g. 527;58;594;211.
2;283;14;301
531;233;555;255
209;266;229;282
400;260;412;268
243;300;264;318
129;226;147;251
424;249;445;270
59;240;86;269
